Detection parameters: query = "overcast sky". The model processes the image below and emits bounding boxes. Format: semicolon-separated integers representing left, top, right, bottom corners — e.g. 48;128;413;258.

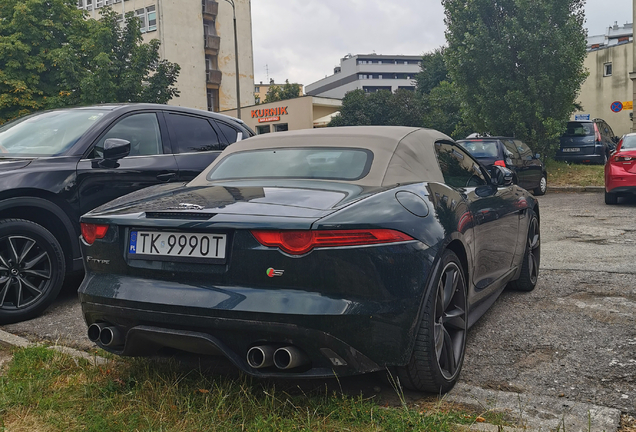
251;0;633;87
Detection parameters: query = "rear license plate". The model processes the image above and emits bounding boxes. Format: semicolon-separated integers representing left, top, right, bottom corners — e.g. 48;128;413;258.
563;148;580;152
128;231;227;260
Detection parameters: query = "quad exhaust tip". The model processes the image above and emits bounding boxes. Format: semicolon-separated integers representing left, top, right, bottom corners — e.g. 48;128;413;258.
87;323;124;347
273;346;309;370
247;345;310;370
246;345;276;369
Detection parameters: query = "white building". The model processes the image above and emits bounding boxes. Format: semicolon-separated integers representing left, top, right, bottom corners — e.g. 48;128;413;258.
305;54;421;99
77;0;255;113
574;22;634;135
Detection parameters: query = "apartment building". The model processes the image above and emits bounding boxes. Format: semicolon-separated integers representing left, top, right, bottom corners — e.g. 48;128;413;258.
77;0;255;112
574;22;634;135
305;54;421;99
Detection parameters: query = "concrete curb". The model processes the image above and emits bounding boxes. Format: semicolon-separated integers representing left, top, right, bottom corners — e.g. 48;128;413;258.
0;328;107;366
447;383;622;432
547;186;604;193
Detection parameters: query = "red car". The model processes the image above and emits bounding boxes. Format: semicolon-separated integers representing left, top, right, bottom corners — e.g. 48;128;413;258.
605;133;636;204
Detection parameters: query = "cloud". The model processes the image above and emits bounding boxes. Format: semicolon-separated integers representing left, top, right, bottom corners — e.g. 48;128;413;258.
251;0;631;88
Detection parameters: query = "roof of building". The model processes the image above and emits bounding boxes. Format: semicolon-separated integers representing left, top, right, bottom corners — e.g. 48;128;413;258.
587;22;633;51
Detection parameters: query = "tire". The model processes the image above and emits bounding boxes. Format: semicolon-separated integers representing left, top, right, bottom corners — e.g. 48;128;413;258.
396;250;468;393
508;210;540;292
0;219;65;324
533;174;547;196
605;191;618;205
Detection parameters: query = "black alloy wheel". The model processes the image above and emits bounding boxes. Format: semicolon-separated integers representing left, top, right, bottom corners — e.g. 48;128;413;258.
397;250;467;393
0;219;65;323
508;210;540;291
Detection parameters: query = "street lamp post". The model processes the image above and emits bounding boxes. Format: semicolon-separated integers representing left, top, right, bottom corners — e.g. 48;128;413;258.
224;0;241;119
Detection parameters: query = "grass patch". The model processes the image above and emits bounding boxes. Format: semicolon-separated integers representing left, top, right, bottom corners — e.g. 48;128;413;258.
0;346;504;432
545;159;604;187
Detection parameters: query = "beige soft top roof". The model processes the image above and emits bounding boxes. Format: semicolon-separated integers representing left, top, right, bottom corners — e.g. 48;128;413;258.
192;126;450;187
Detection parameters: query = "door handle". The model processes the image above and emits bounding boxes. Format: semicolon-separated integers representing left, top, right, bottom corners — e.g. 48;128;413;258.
157;172;177;182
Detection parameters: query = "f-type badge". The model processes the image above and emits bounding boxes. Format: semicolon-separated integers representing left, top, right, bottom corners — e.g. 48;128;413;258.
266;268;284;277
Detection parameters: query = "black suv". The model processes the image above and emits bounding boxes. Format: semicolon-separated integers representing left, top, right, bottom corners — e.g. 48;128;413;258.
555;119;619;164
0;104;254;323
457;137;547;195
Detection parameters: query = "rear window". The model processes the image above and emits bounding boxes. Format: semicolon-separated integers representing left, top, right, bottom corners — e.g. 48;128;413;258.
563;122;593;137
621;135;636;150
207;148;373;181
457;140;499;158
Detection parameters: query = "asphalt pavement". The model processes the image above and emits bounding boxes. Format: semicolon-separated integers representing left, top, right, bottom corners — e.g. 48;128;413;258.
1;191;635;431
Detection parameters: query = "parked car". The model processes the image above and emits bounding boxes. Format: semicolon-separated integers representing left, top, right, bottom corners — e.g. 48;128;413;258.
0;104;253;323
604;132;636;204
78;126;540;394
555;119;619;164
457;137;547;195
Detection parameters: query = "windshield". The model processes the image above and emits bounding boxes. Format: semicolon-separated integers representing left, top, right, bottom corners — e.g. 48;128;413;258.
621;135;636;150
0;109;107;157
562;122;593;137
207;148;373;181
458;140;499;158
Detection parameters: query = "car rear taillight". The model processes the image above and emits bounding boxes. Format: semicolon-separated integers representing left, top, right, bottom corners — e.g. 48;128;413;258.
81;223;109;245
614;155;635;162
594;123;602;142
493;160;506;167
251;229;414;255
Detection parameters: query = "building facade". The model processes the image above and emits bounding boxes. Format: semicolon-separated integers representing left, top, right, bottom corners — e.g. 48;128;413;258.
78;0;255;112
254;81;304;104
305;54;421;99
574;23;634;136
223;96;341;134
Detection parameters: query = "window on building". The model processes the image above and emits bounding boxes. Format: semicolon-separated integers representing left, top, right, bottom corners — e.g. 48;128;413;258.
257;125;271;135
604;62;613;77
255;97;260;104
378;75;382;79
165;113;221;153
147;5;157;31
254;86;260;93
274;124;288;132
135;9;146;32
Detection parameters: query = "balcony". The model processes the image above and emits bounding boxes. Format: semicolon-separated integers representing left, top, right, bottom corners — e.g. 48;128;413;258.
206;69;223;86
202;0;218;20
205;35;221;53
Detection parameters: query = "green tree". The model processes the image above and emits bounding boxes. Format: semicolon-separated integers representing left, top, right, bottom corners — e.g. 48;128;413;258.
415;47;449;95
264;79;303;103
0;0;88;122
329;89;425;127
443;0;588;157
77;8;180;105
421;81;466;138
0;1;180;123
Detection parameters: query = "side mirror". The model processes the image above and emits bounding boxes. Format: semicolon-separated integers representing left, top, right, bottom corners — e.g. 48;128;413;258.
100;138;131;161
490;166;514;187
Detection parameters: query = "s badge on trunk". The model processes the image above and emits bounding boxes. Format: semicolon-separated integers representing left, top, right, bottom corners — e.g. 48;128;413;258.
266;268;284;277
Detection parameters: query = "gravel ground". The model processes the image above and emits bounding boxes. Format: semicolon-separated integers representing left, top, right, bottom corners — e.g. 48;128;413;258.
1;191;635;418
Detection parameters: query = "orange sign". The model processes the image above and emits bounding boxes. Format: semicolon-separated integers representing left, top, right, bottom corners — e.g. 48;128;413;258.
251;106;288;119
258;116;280;123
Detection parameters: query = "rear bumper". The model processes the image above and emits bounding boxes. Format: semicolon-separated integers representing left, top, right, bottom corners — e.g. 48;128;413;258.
78;243;438;378
605;164;636;193
554;152;604;164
